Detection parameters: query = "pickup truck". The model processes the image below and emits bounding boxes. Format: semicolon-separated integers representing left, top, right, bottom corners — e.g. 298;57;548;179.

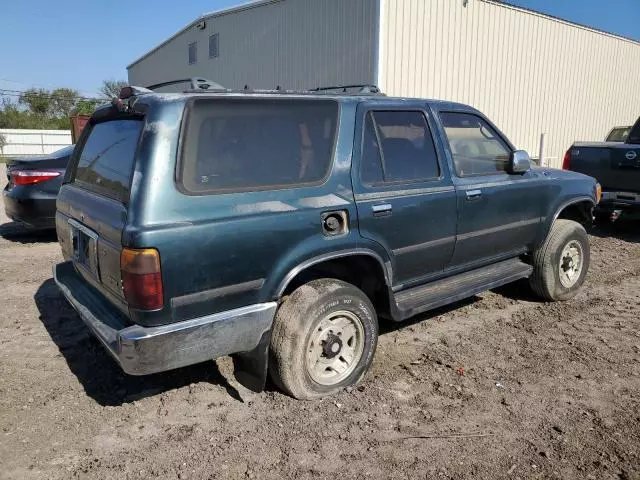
53;79;599;400
564;117;640;221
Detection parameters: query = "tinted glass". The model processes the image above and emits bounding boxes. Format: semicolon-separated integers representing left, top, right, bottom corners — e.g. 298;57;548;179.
440;112;511;177
209;34;219;58
606;127;631;142
73;119;142;202
361;113;384;184
360;110;439;184
188;42;197;64
181;99;338;193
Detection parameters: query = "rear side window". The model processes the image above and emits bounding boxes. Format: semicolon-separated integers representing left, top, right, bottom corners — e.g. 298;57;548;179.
606;127;630;142
180;99;338;193
439;112;511;177
360;110;440;185
73;119;142;202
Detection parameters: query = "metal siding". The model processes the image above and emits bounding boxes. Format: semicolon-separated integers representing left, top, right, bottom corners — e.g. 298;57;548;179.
128;0;377;92
381;0;640;168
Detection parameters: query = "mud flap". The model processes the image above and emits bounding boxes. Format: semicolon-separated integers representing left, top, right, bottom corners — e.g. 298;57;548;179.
232;330;271;392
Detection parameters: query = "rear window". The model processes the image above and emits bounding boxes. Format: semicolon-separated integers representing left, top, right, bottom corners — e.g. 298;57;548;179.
180;99;338;193
73;119;143;202
606;127;631;142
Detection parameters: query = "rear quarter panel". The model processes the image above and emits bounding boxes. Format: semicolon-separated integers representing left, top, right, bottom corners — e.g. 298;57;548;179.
126;100;387;327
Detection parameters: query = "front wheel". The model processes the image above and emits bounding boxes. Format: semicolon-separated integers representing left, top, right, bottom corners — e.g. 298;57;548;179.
269;279;378;399
529;219;590;301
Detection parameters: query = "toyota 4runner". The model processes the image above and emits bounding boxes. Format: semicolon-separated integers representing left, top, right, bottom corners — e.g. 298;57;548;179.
53;80;600;399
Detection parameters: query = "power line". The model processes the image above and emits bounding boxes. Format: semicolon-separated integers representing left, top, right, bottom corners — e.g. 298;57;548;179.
0;77;102;98
0;88;105;103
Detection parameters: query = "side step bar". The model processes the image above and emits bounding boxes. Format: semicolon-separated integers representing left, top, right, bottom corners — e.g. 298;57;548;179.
394;258;533;321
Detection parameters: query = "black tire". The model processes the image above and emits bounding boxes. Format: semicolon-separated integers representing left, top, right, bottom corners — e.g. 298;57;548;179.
269;279;378;400
529;219;590;301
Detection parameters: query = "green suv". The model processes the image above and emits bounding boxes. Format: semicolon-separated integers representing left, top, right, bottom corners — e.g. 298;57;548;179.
53;79;599;399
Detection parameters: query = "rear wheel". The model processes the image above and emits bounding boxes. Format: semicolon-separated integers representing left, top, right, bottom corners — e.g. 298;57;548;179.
530;219;590;301
269;279;378;399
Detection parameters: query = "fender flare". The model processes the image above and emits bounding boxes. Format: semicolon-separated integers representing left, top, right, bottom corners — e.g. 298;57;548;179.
274;248;393;298
539;196;595;243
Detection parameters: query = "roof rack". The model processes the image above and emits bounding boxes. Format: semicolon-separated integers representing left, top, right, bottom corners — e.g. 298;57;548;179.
146;77;225;91
122;78;385;97
309;84;383;95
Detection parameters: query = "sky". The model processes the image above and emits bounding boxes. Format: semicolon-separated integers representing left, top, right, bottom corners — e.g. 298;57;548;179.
0;0;638;99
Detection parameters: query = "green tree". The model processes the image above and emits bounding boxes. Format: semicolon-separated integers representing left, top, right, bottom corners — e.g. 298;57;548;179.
73;98;101;115
19;88;52;116
50;88;80;117
100;79;128;99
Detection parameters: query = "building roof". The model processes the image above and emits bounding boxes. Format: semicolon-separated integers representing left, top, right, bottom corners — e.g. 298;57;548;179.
127;0;280;69
127;0;639;70
485;0;640;45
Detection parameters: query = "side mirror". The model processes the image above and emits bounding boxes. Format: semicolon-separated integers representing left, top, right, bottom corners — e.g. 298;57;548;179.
509;150;531;174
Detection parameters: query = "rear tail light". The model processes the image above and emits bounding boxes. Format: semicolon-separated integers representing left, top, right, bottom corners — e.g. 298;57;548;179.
120;248;163;310
11;170;60;186
562;150;571;170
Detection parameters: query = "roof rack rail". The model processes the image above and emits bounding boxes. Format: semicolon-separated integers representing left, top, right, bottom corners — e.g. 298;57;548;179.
309;84;383;95
146;77;225;91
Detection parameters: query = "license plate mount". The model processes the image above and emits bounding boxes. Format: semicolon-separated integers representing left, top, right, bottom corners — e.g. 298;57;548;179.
69;218;99;279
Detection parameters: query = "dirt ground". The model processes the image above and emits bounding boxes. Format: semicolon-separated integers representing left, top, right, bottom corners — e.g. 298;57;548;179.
0;164;639;480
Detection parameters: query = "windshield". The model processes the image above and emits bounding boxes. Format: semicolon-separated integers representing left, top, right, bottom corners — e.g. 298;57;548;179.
606;127;631;142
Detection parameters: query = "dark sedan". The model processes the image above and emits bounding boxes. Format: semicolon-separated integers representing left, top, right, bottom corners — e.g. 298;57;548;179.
3;145;74;229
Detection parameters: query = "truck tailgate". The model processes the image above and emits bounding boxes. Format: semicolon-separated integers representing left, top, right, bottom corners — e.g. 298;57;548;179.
570;143;640;193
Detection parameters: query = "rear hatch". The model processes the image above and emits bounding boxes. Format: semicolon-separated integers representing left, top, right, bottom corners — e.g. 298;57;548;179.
569;142;640;193
56;113;144;314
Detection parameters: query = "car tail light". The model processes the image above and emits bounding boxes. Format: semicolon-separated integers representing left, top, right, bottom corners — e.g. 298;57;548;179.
120;248;163;310
11;170;60;186
562;150;571;170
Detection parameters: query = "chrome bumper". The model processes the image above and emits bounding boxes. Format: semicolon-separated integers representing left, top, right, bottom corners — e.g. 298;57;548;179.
53;261;277;375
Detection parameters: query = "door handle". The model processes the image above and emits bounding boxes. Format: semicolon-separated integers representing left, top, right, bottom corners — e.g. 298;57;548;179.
372;203;392;216
466;189;482;200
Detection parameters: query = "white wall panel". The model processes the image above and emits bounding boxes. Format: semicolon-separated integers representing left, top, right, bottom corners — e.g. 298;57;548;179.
380;0;640;167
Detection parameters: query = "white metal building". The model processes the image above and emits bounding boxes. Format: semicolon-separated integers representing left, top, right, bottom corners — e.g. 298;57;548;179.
127;0;640;168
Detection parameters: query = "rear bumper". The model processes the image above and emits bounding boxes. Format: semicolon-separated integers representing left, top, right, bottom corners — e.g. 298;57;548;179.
598;191;640;212
53;261;277;375
3;189;57;229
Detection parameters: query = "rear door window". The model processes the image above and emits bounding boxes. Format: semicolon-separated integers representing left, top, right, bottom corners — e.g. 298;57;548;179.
360;110;440;185
180;99;338;193
73;119;143;202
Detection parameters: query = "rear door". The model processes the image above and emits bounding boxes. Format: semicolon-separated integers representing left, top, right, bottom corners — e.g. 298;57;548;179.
351;102;457;288
56;115;144;310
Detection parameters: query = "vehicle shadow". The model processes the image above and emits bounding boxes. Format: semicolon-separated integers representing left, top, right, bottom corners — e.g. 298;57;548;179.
588;220;640;243
34;279;244;406
378;296;479;335
0;222;58;243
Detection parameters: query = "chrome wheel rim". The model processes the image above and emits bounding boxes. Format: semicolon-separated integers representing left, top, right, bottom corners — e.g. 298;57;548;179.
306;310;365;386
559;240;584;288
